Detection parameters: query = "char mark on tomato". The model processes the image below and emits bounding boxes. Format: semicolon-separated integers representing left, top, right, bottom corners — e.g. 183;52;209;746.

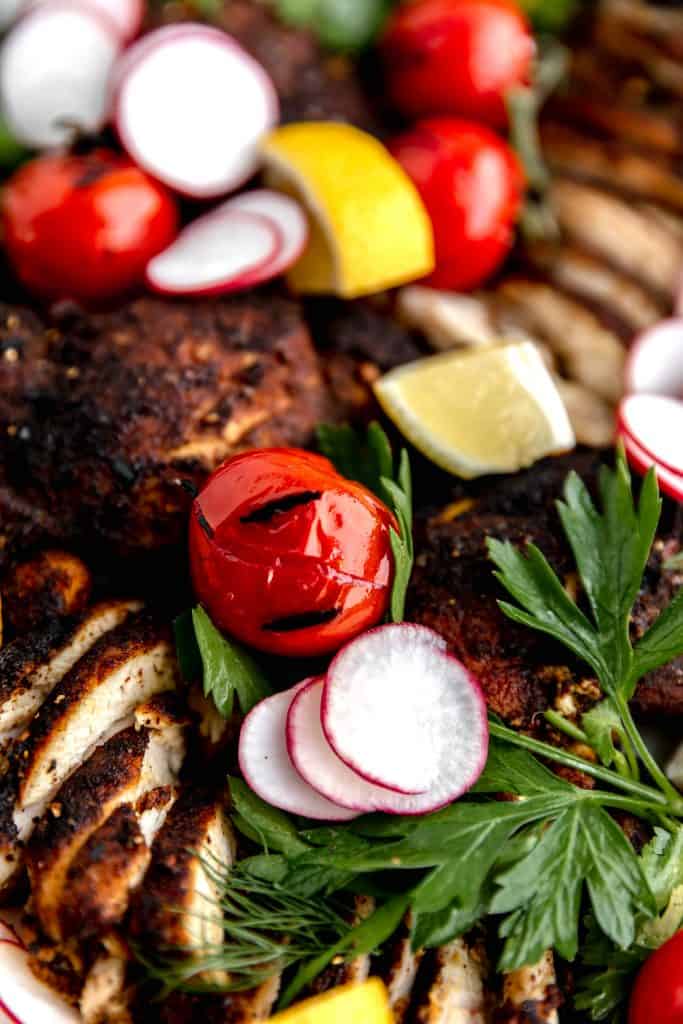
262;608;341;633
240;490;322;524
196;511;214;540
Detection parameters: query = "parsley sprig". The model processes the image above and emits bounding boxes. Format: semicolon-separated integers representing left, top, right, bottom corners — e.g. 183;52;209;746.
318;422;414;621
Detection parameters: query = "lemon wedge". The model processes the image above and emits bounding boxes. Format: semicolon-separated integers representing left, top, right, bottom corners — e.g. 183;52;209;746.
374;341;576;478
270;979;393;1023
261;122;434;298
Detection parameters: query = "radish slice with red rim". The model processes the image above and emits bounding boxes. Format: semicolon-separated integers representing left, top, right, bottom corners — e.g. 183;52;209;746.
321;624;488;811
625;319;683;398
619;394;683;477
0;3;120;148
116;25;279;198
620;426;683;504
0;935;80;1023
27;0;143;39
238;681;358;822
228;190;309;281
146;208;280;297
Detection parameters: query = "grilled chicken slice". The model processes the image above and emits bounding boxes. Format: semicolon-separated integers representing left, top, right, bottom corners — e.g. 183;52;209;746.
129;787;235;958
550;179;683;299
307;895;374;995
0;614;177;892
28;696;186;940
1;550;92;641
497;952;561;1023
492;280;626;404
0;600;141;743
410;936;490;1024
373;916;423;1023
80;934;133;1024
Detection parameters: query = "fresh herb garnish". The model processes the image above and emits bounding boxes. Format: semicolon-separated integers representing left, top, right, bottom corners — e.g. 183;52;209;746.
175;606;271;717
318;421;414;620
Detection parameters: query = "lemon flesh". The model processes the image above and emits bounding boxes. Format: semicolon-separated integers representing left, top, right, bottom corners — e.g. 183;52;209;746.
261;122;434;298
374;342;576;478
270;979;393;1023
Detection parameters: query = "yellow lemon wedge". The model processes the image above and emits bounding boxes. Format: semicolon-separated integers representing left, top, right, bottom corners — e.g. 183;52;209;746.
270;979;393;1023
261;122;434;298
374;341;576;478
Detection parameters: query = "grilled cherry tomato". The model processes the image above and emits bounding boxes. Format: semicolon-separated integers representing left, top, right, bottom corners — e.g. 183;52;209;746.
381;0;534;127
189;448;396;657
2;149;179;302
629;932;683;1024
388;117;523;291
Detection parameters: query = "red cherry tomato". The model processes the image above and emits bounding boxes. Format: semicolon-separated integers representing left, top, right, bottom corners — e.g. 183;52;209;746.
2;149;179;302
382;0;534;127
388;117;524;291
629;932;683;1024
189;448;396;657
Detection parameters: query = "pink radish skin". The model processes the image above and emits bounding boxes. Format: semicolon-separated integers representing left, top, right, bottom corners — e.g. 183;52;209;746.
625;319;683;398
116;25;279;199
109;24;192;105
321;624;489;812
0;3;120;149
238;681;358;822
0;934;80;1023
227;190;309;284
620;427;683;504
146;209;281;297
618;394;683;477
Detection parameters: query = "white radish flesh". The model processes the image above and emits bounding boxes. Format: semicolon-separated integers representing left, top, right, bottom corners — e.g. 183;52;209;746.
626;319;683;398
620;427;683;504
228;190;309;282
0;0;25;32
26;0;143;40
322;624;488;812
146;209;280;296
116;25;278;198
238;682;358;822
619;394;683;476
0;934;80;1023
0;4;120;148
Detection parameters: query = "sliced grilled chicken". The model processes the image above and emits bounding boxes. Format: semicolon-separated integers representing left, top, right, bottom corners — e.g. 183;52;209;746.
541;123;683;213
0;600;142;742
593;6;683;97
80;934;133;1024
493;279;626;403
28;697;186;941
1;550;92;641
522;243;665;335
373;916;423;1023
496;951;561;1023
129;787;235;959
550;179;683;299
397;288;499;350
410;936;490;1024
307;894;374;995
16;614;178;811
552;379;616;449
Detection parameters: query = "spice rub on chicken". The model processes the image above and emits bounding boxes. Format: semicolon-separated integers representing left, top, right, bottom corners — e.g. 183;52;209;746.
0;292;330;563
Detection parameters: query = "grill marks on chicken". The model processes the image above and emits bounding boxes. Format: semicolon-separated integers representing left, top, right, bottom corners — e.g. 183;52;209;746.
1;550;92;642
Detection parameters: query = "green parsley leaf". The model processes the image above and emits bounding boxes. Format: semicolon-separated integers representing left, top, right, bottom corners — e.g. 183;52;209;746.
637;827;683;948
229;778;308;858
317;422;414;621
173;609;203;682
582;700;625;771
472;734;573;795
192;606;271;717
632;587;683;688
575;944;646;1021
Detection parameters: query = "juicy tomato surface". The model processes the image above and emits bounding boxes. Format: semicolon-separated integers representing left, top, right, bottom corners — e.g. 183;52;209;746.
388;117;524;290
629;931;683;1024
382;0;534;127
189;449;396;657
2;149;179;302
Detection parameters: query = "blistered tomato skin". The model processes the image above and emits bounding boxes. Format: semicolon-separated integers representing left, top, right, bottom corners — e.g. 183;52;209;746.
2;150;179;302
189;449;396;657
388;117;524;291
629;932;683;1024
382;0;534;128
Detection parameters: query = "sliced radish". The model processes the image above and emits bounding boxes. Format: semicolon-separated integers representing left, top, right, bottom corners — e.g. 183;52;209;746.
626;319;683;398
116;25;278;198
228;190;309;281
620;426;683;503
238;681;358;822
619;394;683;477
0;934;80;1023
146;209;280;296
0;3;120;148
109;23;189;104
321;625;488;813
26;0;143;40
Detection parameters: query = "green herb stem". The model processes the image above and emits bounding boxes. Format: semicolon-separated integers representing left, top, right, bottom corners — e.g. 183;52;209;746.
543;710;589;745
488;722;678;811
615;693;682;806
